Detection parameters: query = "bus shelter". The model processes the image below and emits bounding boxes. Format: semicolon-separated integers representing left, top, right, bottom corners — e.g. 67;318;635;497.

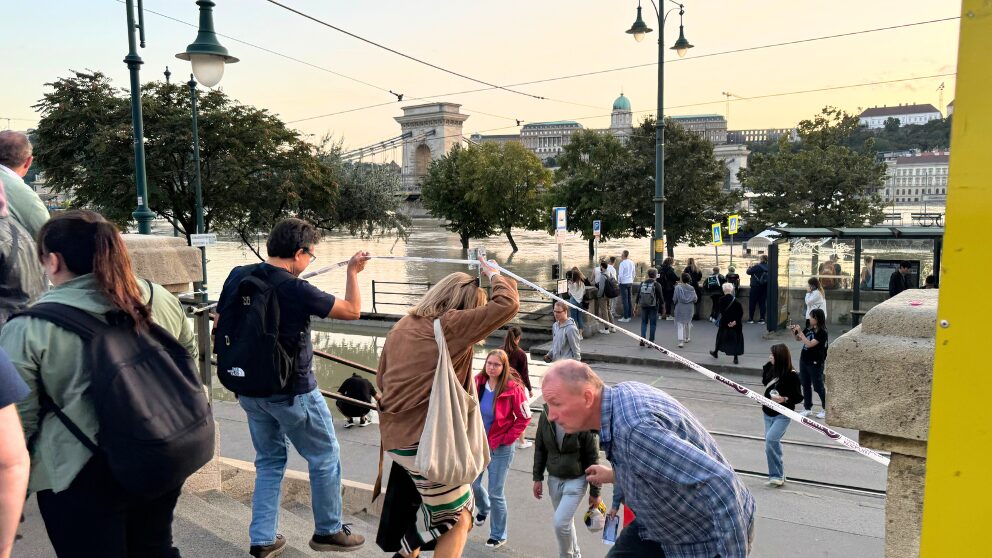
765;227;944;331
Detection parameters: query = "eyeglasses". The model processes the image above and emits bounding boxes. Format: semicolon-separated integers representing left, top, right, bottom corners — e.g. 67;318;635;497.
301;247;317;264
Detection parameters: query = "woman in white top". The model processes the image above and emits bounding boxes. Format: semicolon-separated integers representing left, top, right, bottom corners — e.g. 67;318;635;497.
567;267;590;335
804;277;827;327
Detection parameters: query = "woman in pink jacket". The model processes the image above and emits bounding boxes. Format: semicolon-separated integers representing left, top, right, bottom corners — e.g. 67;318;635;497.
472;349;531;549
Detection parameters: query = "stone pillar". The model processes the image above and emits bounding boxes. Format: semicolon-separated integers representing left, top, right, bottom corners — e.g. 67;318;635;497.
825;289;936;558
122;234;221;493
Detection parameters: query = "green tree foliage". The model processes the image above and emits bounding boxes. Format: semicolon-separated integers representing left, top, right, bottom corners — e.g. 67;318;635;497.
627;118;743;257
740;107;887;229
32;71;405;254
420;145;495;250
548;130;647;258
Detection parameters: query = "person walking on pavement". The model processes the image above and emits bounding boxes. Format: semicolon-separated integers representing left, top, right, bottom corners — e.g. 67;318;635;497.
705;267;726;322
658;257;679;320
541;361;755;557
567;267;590;336
804;277;827;328
888;261;913;298
636;268;664;347
472;350;532;549
761;344;803;487
746;255;770;323
503;326;535;449
216;218;370;556
682;258;704;320
617;251;635;322
532;403;602;558
710;282;745;364
673;273;698;348
793;308;829;419
596;261;618;335
336;372;378;428
546;301;582;362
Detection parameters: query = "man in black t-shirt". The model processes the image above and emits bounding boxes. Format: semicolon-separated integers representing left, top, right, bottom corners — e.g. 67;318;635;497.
217;218;370;556
336;372;378;427
888;261;912;298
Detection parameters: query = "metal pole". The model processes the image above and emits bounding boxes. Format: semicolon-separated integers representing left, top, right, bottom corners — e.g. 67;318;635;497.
654;6;666;268
729;233;734;267
188;74;211;386
124;0;156;234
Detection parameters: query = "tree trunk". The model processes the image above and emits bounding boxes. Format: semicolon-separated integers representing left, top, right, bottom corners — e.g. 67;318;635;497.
505;229;518;253
460;231;470;250
588;237;595;260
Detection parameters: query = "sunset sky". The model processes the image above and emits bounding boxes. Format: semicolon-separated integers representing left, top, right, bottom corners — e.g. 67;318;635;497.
3;0;962;159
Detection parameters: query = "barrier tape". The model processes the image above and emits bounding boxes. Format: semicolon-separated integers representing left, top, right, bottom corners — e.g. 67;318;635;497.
184;253;891;466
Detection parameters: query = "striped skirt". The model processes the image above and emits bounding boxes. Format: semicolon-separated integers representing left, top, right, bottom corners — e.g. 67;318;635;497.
388;445;474;554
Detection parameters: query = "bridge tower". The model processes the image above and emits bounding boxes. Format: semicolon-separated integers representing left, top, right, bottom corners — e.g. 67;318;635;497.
394;102;469;199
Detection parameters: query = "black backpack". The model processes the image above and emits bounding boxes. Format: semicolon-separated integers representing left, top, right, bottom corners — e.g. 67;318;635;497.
215;265;297;397
16;297;214;498
604;275;619;298
705;274;722;292
637;280;657;307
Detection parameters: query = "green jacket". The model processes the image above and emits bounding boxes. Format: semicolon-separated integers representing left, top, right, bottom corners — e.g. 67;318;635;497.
0;169;49;239
532;405;601;497
0;274;197;494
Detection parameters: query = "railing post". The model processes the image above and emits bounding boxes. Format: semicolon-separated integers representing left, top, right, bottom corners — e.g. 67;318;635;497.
195;305;213;404
371;280;377;314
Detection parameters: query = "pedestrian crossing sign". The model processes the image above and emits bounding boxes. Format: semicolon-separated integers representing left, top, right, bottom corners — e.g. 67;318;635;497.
712;223;723;245
728;214;740;235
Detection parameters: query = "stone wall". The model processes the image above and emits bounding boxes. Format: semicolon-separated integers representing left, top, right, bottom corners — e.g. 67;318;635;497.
122;234;202;294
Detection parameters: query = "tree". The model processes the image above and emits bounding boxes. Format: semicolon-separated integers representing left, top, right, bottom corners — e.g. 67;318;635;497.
628;118;743;257
883;117;901;133
32;71;405;254
548;130;648;258
469;142;550;252
740;107;887;229
420;144;496;249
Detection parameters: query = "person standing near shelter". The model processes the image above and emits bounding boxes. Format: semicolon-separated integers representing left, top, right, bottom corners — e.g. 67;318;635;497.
636;268;664;347
617;251;635;322
532;401;601;558
860;256;874;290
673;273;698;348
804;277;827;328
792;308;828;419
0;349;29;558
761;344;803;487
541;361;755;557
336;372;378;428
0;131;49;238
888;261;913;298
710;283;745;364
215;218;370;556
746;255;769;323
546;301;581;362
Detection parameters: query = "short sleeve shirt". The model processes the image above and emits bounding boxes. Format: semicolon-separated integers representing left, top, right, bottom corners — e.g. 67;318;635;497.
0;347;28;408
218;263;335;395
800;328;829;365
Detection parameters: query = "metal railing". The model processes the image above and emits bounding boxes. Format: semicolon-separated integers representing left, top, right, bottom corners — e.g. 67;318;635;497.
371;280;555;320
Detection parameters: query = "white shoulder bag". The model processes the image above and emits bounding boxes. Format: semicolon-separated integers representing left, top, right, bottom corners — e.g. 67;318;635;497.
413;319;491;485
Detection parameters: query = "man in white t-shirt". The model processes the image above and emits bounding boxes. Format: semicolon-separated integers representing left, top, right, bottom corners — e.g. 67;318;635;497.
617;250;635;322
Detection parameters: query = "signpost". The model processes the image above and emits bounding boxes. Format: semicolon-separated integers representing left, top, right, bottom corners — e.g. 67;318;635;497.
727;214;740;267
189;233;217;247
553;207;567;280
712;223;723;266
593;220;601;265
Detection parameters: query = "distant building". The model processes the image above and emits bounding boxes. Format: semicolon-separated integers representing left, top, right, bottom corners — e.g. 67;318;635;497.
468;133;521;146
726;128;797;144
882;151;950;203
520;121;583;163
858;103;942;129
946;100;954;117
668;114;727;144
712;144;749;192
609;93;634;142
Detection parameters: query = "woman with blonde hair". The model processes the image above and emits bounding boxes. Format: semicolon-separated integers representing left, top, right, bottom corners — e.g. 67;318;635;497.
472;349;531;549
376;258;519;558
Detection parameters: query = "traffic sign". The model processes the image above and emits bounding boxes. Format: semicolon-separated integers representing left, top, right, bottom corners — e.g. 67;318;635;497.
553;207;567;231
593;220;601;238
711;224;723;246
190;233;217;247
555;230;567;245
728;214;740;235
654;238;665;253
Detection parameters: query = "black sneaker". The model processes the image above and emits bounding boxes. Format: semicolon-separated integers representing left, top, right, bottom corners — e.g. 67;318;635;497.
358;416;371;427
485;538;507;549
343;418;354;429
474;513;487;526
310;524;365;552
250;534;287;558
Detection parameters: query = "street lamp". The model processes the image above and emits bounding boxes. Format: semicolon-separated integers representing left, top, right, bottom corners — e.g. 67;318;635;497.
626;0;694;267
123;0;156;234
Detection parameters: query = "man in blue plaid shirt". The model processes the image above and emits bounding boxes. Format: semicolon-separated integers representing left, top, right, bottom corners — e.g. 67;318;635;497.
542;360;755;557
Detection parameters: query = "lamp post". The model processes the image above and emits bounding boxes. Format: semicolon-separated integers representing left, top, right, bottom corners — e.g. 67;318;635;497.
123;0;156;234
176;0;237;386
626;0;693;267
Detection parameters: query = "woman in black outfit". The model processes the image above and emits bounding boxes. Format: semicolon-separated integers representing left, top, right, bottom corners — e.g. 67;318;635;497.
503;326;534;449
682;258;704;320
709;282;744;364
762;343;803;487
792;308;829;419
659;257;679;320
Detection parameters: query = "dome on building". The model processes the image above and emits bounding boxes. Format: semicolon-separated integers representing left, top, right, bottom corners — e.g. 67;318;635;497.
612;93;631;111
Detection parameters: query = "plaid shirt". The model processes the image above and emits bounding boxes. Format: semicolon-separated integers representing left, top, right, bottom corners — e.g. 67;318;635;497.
600;382;755;558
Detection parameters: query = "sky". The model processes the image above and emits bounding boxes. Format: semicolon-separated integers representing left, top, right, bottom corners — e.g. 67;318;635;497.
2;0;962;160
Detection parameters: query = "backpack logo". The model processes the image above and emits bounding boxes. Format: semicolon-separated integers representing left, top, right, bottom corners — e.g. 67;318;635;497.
242;295;251;306
227;367;246;377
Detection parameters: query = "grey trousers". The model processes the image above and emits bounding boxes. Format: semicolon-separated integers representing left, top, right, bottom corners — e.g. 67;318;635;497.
548;475;588;558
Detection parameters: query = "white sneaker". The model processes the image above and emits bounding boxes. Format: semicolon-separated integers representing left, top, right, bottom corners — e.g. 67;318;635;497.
358;416;371;427
766;478;785;487
678;342;684;348
599;329;611;335
799;410;812;417
343;418;354;429
517;440;533;449
816;410;826;419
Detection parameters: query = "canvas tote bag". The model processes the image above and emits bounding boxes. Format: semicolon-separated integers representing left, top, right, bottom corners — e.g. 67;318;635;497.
413;319;491;485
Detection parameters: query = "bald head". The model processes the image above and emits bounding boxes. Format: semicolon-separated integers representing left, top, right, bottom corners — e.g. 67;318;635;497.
542;360;604;433
0;131;33;176
544;360;604;393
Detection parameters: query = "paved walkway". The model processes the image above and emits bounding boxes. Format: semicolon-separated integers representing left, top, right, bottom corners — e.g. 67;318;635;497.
530;315;803;377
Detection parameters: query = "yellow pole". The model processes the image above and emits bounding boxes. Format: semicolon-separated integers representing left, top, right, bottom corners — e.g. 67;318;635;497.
919;2;991;554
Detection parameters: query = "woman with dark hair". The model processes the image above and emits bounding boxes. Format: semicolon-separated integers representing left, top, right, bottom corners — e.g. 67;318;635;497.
0;210;198;557
566;267;590;335
761;344;803;487
791;308;829;419
804;277;827;328
673;272;698;348
659;257;679;320
710;282;745;364
502;326;533;449
682;257;704;320
473;349;531;549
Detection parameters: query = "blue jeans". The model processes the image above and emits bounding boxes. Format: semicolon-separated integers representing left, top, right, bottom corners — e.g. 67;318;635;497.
799;360;826;410
569;296;585;331
239;389;343;546
548;476;587;558
619;284;632;319
640;305;658;342
763;413;791;480
472;444;515;541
